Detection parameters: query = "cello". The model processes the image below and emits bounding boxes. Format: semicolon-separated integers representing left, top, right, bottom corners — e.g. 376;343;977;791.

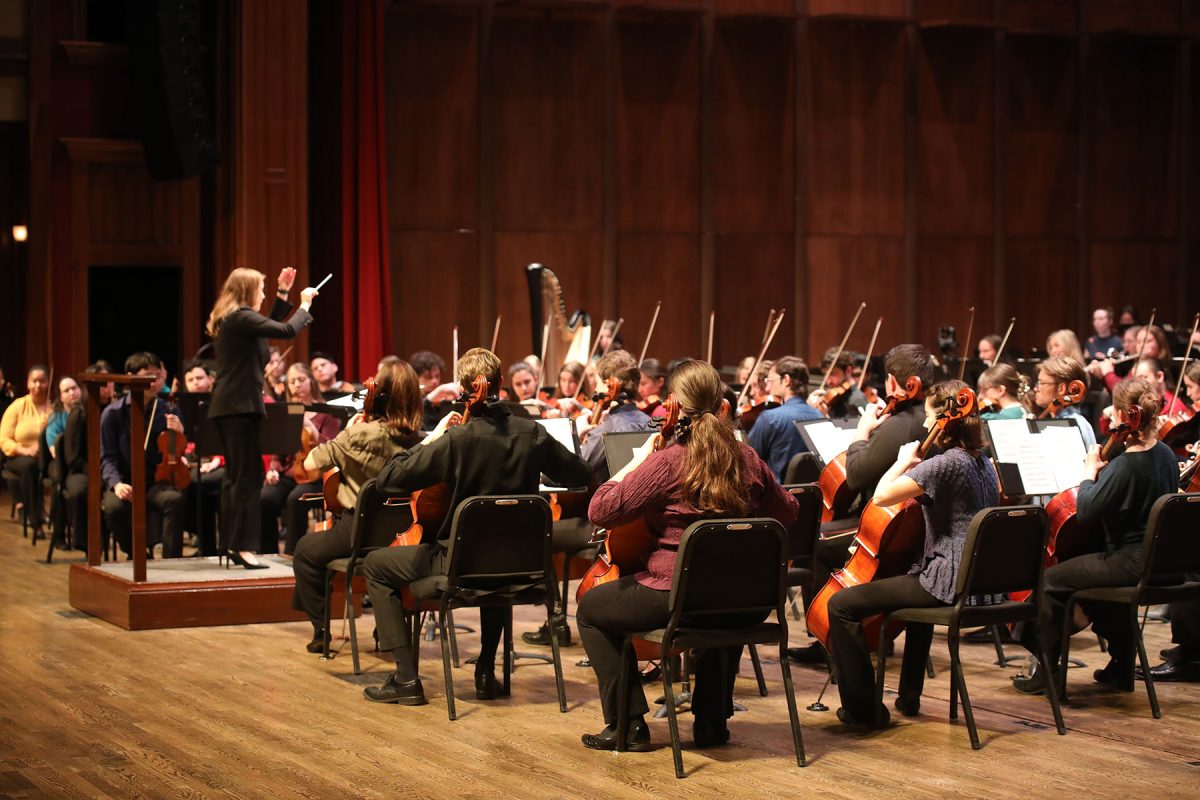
1037;378;1087;420
818;376;924;523
807;387;976;649
390;374;490;547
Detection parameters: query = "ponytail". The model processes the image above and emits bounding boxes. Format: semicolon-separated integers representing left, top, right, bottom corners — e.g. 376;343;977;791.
679;412;748;516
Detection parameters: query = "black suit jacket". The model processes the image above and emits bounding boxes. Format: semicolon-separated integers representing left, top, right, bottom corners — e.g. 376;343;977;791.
376;402;592;544
209;298;312;418
843;400;930;510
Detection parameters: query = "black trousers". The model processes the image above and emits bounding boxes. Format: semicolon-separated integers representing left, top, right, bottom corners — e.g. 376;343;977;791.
259;475;296;554
101;483;186;558
576;575;763;727
260;475;320;555
214;414;263;553
7;455;42;527
1169;598;1200;661
1020;549;1142;669
65;473;89;550
827;573;944;720
806;528;857;608
364;543;505;682
291;513;353;625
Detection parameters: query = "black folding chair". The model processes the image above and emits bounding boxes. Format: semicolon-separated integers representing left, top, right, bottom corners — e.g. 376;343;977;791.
408;495;565;721
1058;492;1200;718
615;518;806;778
873;506;1066;749
783;452;821;485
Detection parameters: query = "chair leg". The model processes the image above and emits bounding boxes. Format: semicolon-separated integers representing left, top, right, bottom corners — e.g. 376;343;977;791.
346;572;361;675
1032;629;1066;735
990;625;1008;668
410;610;423;676
749;644;768;697
1130;605;1161;719
874;617;890;729
503;607;514;697
948;629;980;750
547;601;567;712
439;602;458;721
926;655;936;679
660;642;685;779
1058;598;1076;703
777;640;807;767
447;609;461;668
321;569;335;660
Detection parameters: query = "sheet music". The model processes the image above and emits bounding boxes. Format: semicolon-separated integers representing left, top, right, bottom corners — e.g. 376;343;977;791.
802;420;859;464
325;393;364;411
985;418;1088;495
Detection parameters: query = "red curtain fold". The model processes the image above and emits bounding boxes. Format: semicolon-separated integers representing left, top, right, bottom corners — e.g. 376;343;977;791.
339;0;392;380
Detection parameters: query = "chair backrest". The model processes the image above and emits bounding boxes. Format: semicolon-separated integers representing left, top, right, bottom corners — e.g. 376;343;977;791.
955;506;1049;598
350;479;415;552
668;518;788;623
1138;493;1200;583
445;495;552;589
782;483;821;563
783;452;821;485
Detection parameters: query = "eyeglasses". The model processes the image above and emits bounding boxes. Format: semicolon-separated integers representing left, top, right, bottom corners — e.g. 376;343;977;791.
1036;380;1059;387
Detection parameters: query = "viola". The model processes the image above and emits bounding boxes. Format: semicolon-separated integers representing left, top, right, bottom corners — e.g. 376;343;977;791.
576;396;681;606
807;387;976;650
154;396;190;490
1038;378;1087;420
390;374;489;547
817;376;924;523
589;376;625;427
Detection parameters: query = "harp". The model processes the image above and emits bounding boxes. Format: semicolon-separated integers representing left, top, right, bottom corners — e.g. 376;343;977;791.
525;263;592;382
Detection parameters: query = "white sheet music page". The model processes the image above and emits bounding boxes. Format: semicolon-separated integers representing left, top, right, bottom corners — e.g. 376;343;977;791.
804;420;859;464
1041;424;1088;490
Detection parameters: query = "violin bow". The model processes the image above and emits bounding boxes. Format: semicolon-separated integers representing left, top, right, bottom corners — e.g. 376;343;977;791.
820;301;866;391
452;326;460;383
638;301;662;365
490;315;502;354
706;310;715;365
585;319;610;363
994;316;1017;363
760;309;777;348
957;306;975;382
735;309;786;409
1133;308;1157;376
858;317;883;391
1170;313;1200;408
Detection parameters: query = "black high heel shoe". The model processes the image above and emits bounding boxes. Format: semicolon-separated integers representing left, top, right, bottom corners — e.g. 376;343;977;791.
225;550;269;570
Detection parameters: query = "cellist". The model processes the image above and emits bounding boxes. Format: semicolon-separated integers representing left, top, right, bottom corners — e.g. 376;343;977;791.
827;380;1000;728
1012;378;1177;696
789;345;932;666
1034;355;1097;448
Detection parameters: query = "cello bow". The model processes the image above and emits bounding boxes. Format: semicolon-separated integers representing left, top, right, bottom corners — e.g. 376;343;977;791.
957;306;975;382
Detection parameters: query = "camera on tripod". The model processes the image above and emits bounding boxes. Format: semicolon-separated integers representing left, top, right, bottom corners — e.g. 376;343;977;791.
937;325;958;356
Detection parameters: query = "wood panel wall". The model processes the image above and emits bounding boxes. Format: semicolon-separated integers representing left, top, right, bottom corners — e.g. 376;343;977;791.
384;0;1200;373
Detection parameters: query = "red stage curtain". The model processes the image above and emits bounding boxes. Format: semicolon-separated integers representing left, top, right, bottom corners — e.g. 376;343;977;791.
339;0;391;380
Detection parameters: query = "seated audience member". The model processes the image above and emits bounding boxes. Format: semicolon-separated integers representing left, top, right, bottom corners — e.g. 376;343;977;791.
310;351;355;398
747;356;824;481
0;365;52;537
61;362;109;551
99;352;187;559
44;376;83;547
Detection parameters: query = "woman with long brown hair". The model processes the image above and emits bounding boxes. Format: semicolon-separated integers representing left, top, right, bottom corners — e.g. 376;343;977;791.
207;267;316;569
576;359;799;752
291;358;425;653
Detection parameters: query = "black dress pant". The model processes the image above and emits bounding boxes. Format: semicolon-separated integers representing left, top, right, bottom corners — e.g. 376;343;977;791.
65;473;89;550
1169;597;1200;661
186;465;222;556
576;575;763;727
1021;549;1142;669
259;475;297;555
214;414;263;553
101;483;186;558
364;543;505;682
827;573;944;720
7;455;42;528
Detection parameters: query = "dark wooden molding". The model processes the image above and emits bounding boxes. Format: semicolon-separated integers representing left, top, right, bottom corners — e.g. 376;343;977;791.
57;40;128;68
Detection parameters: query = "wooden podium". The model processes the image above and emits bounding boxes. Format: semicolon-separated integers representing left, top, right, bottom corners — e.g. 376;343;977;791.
66;374;341;630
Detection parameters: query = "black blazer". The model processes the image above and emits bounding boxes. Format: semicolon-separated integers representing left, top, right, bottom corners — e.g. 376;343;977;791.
209;298;312;419
376;403;592;545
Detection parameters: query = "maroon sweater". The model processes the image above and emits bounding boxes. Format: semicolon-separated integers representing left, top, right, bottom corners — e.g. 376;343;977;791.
589;441;799;590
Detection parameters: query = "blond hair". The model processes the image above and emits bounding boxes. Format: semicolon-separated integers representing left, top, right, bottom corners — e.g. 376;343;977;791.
206;268;265;337
456;348;502;395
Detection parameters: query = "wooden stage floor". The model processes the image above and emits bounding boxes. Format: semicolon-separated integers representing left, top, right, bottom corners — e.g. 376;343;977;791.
2;507;1198;799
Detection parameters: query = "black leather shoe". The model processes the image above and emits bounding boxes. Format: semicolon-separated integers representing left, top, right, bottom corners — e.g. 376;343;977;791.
1093;659;1134;691
692;719;730;748
363;674;427;705
521;620;572;647
786;643;828;665
1137;660;1200;683
1159;644;1183;662
581;718;652;752
836;705;890;729
306;630;331;654
475;671;500;700
1011;665;1047;696
894;695;920;717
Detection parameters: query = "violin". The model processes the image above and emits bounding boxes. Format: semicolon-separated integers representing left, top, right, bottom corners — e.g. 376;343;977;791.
153;396;190;490
817;376;924;523
816;378;856;416
736;398;780;431
1180;441;1200;493
589;376;625;427
636;393;662;415
576;396;681;626
1158;401;1200;446
390;374;490;547
807;387;976;650
1038;378;1087;420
